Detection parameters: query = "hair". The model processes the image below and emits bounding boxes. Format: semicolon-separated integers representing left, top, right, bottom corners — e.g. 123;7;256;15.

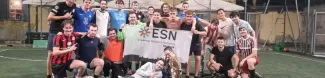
83;0;91;2
211;18;219;25
239;27;247;31
153;9;161;14
99;0;106;2
161;3;170;12
182;1;189;6
216;8;225;13
148;6;154;9
132;1;138;5
184;10;193;15
169;7;177;12
115;0;124;4
216;37;225;40
126;11;137;24
164;46;173;52
88;23;97;29
61;20;73;28
107;27;117;35
229;12;240;18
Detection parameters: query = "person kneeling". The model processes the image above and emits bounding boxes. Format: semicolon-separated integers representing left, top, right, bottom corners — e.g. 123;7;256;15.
206;37;239;78
76;24;105;78
51;20;86;78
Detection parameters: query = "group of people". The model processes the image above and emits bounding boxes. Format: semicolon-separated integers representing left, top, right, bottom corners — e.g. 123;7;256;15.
45;0;260;78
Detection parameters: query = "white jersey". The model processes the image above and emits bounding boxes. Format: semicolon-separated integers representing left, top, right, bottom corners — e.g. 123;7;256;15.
96;10;110;37
218;18;236;46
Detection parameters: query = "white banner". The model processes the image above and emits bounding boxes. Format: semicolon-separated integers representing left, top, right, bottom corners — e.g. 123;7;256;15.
123;26;193;64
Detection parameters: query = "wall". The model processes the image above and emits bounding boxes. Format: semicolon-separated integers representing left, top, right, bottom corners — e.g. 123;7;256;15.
29;5;50;32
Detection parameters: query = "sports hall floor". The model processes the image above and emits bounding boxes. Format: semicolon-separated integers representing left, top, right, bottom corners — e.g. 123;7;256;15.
0;48;325;78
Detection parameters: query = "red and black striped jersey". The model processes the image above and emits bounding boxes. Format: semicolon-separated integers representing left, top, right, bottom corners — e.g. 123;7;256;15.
51;32;80;65
235;36;257;60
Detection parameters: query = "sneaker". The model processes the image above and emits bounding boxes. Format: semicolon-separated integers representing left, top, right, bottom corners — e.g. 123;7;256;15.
185;76;190;78
194;76;199;78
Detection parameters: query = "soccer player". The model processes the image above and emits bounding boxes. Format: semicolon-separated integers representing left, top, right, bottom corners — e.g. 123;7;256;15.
109;0;128;31
94;0;110;47
73;0;95;34
236;27;259;78
51;20;86;78
229;12;256;38
216;9;236;52
47;0;76;77
103;27;125;78
180;10;207;78
131;1;145;22
206;37;239;78
160;3;170;17
147;10;167;28
76;24;104;78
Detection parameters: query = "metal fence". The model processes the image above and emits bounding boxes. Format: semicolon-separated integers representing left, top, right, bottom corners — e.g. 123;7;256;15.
311;10;325;57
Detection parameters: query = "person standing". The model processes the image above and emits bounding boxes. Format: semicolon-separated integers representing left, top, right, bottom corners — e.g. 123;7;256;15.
130;1;145;22
229;12;255;39
180;10;207;78
46;0;76;77
109;0;128;31
94;0;110;48
73;0;95;34
216;9;236;52
160;3;170;17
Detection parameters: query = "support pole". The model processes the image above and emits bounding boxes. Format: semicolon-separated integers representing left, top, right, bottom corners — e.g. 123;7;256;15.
306;0;311;53
28;5;31;44
262;8;284;49
285;3;298;50
257;0;270;42
40;0;43;40
295;0;303;51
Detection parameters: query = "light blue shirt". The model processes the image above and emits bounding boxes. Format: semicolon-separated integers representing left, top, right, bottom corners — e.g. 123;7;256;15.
109;9;128;31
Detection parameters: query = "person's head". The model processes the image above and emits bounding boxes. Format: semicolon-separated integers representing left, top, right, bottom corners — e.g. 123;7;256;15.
239;27;248;37
217;8;226;19
131;1;139;10
230;12;240;23
99;0;107;10
153;10;161;21
163;46;175;60
211;18;219;26
115;0;124;9
87;23;98;37
61;20;74;35
161;3;170;13
148;6;155;15
185;10;194;24
155;60;164;70
182;1;189;12
127;11;138;24
65;0;75;6
83;0;92;9
169;7;178;18
107;27;117;40
215;37;225;48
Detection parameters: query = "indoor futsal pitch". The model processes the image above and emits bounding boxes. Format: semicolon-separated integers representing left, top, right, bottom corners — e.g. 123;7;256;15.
0;48;325;78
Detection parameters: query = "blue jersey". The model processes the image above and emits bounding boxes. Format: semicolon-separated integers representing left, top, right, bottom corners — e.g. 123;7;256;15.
73;8;95;32
177;13;199;21
109;9;127;30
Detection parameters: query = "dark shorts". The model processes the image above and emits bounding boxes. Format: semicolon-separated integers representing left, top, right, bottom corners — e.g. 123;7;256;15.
189;49;201;56
52;60;74;78
47;33;56;51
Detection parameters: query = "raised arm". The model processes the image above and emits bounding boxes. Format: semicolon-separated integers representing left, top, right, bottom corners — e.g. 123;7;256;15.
198;18;211;26
52;36;77;55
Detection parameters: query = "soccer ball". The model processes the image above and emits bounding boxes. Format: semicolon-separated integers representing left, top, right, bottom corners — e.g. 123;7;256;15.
283;48;289;52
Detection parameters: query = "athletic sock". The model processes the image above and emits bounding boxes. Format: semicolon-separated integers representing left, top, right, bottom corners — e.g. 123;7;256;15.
249;69;255;78
47;75;51;78
93;75;98;78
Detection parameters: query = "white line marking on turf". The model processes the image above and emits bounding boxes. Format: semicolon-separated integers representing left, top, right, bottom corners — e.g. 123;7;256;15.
264;52;325;64
0;49;46;62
